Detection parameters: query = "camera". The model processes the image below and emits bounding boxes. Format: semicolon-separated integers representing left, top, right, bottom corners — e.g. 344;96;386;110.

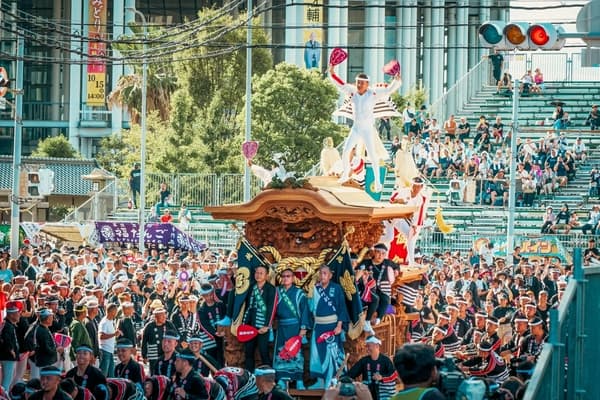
436;357;466;397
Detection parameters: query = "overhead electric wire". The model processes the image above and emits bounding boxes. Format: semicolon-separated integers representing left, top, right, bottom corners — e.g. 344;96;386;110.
0;0;588;66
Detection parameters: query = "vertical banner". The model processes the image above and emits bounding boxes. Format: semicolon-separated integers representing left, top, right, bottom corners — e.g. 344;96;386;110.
87;0;107;106
302;1;323;70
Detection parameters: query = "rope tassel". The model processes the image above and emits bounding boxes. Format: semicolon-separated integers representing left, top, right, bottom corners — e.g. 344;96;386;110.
435;206;454;234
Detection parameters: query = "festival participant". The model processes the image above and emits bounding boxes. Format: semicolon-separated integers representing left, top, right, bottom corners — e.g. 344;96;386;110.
27;308;61;379
328;61;402;193
272;267;311;390
141;307;176;373
59;377;95;400
114;339;144;385
187;336;220;377
172;296;199;347
98;303;121;377
84;299;101;363
516;317;546;371
346;336;398;400
143;376;171;400
69;304;93;362
359;244;398;329
308;264;350;389
0;301;22;391
460;340;510;384
254;366;293;400
172;349;209;400
65;346;109;400
242;264;276;373
115;302;137;348
152;330;179;380
385;177;428;266
29;367;71;400
481;317;502;352
197;284;226;368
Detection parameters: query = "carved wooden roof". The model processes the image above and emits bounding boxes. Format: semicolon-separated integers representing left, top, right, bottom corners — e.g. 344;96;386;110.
205;176;416;223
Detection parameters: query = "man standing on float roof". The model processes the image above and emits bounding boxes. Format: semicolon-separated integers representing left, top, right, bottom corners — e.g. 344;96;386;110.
329;63;402;192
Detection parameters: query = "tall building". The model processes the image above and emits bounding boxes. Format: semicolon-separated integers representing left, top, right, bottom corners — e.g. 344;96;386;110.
0;0;506;157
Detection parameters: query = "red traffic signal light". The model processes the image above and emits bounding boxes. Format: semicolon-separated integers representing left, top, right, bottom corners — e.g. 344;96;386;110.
479;21;565;51
528;23;565;50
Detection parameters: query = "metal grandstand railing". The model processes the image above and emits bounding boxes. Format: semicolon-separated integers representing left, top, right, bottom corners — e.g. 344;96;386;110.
429;58;489;123
504;51;600;83
62;180;117;223
523;249;600;400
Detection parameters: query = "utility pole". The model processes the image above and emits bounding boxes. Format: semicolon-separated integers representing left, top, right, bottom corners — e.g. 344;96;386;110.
506;79;520;269
243;0;253;202
10;32;24;258
128;7;148;252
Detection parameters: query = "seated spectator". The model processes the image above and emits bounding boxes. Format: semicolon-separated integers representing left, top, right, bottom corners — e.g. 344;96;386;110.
478;131;492;153
408;118;421;140
491;116;505;144
540;206;555;233
491;170;509;207
581;205;600;235
552;105;566;132
520;70;535;94
160;209;173;224
497;71;513;93
551;203;571;234
533;68;544;93
553;156;569;187
424;151;440;178
447;173;464;205
456;117;471;142
569;211;581;231
563;152;576;181
521;174;536;207
378;117;392;140
390;136;401;160
443;114;457;138
474;115;489;145
429;118;441;138
584;238;600;266
585;104;600;130
561;112;572;129
572;137;587;163
589;168;600;199
421;118;432;139
437;149;454;178
541;165;557;195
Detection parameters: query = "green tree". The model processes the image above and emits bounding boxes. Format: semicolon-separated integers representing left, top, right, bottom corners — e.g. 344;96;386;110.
249;63;344;174
95;112;169;178
32;135;79;158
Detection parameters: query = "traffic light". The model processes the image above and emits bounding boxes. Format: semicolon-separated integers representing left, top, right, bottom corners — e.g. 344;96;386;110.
27;171;41;198
479;21;566;51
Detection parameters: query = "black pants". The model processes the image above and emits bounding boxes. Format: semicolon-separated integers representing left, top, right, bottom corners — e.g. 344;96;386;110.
244;331;271;372
376;291;390;320
364;291;380;321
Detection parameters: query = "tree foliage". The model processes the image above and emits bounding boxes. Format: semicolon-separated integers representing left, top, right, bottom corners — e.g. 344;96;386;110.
32;135;79;158
249;63;344;174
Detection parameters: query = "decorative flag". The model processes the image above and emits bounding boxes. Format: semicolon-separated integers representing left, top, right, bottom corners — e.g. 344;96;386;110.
388;228;408;265
364;163;388;201
231;238;269;334
326;244;364;339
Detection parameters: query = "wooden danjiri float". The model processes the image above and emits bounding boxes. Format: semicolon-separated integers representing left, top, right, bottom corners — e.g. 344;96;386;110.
205;175;427;396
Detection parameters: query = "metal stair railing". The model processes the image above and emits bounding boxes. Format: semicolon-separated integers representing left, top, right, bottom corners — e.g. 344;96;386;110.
62;180;117;223
429;58;488;122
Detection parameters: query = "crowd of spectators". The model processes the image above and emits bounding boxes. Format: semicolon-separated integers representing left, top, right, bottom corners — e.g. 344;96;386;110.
389;114;585;207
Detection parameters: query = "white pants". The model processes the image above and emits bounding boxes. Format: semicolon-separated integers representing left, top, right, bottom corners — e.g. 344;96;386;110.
382;219;419;265
340;125;383;190
11;353;29;387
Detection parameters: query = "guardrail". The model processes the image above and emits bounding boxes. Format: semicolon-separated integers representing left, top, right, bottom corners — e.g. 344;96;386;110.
523;249;600;400
505;51;600;83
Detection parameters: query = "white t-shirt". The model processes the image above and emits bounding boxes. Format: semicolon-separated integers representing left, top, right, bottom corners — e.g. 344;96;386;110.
99;317;116;353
